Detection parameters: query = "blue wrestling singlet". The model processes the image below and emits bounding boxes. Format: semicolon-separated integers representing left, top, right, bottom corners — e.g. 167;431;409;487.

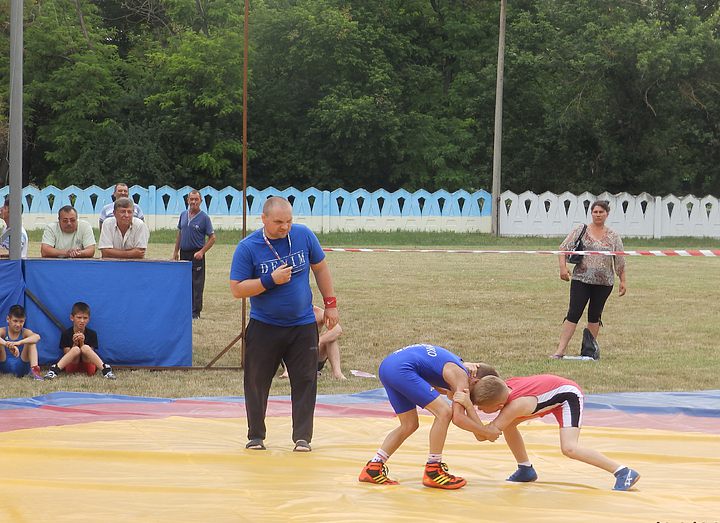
378;344;468;414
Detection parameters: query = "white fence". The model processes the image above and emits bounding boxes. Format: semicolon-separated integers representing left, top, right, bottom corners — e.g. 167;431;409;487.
500;191;720;238
4;185;719;237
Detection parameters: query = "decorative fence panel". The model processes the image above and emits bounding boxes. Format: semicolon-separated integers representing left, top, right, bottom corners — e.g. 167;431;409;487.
1;186;718;237
499;191;719;238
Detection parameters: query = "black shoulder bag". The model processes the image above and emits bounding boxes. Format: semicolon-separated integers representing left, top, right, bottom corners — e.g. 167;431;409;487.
580;328;600;360
566;224;588;265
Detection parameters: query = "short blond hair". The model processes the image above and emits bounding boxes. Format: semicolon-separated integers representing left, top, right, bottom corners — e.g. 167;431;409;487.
470;376;508;406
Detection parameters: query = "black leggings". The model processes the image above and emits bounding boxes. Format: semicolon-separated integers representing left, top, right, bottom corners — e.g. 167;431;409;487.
565;279;613;324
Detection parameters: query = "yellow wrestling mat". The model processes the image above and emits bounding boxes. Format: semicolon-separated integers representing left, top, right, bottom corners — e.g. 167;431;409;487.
0;415;718;522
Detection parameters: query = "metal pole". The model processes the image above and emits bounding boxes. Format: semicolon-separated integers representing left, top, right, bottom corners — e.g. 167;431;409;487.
491;0;506;237
240;0;249;367
8;0;23;258
207;0;249;369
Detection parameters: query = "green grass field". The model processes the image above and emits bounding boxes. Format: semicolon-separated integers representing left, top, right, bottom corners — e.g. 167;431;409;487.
5;230;719;399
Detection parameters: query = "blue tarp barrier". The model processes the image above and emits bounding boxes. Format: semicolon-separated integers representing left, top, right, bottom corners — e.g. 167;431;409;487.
0;261;25;321
22;260;192;366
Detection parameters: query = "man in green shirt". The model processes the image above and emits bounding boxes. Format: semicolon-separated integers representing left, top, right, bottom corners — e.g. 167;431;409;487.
40;205;96;258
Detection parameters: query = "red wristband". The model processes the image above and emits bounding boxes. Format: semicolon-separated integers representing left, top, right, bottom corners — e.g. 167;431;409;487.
323;296;337;308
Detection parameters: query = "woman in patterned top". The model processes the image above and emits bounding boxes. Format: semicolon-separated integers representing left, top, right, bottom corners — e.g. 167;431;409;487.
551;200;627;359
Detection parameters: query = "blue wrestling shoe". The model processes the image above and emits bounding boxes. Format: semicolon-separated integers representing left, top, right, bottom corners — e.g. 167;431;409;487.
613;467;640;491
507;464;538;482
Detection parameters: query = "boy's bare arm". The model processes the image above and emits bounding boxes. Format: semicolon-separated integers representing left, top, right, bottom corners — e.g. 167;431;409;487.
452;390;492;441
0;327;19;356
490;397;537;431
445;368;501;440
450;402;500;441
20;328;41;345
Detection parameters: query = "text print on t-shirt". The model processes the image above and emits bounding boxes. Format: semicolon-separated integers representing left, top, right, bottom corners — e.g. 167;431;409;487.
393;344;437;357
259;250;307;275
423;344;438;357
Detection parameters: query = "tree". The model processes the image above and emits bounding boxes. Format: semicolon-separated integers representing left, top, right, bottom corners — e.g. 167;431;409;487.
500;0;720;195
2;0;719;195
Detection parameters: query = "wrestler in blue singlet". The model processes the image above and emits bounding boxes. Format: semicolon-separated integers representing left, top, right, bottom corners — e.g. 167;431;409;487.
1;329;30;377
378;344;469;414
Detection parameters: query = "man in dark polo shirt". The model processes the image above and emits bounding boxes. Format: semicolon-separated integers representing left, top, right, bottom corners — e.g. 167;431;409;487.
173;189;216;320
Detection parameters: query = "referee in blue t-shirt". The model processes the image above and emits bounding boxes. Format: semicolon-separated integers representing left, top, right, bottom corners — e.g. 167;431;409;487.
173;190;216;320
230;196;339;452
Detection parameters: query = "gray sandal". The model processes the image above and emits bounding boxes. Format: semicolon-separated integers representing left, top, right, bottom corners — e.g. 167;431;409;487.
293;439;311;452
246;439;266;450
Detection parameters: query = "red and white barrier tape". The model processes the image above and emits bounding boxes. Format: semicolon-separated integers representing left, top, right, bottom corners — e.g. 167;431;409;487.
323;247;720;257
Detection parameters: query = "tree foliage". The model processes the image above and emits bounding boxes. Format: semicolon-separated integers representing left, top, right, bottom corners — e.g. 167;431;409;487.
1;0;719;195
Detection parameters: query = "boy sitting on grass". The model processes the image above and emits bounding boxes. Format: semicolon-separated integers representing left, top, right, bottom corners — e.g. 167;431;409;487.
454;373;640;491
45;302;116;380
0;305;44;380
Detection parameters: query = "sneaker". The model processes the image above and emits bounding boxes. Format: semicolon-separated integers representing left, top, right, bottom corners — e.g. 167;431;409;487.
613;467;640;491
30;367;44;381
44;365;60;380
359;460;399;485
507;464;538;482
422;462;467;490
102;367;117;380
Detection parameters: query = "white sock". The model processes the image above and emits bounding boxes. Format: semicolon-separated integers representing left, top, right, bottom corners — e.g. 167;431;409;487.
371;449;390;463
427;453;442;464
518;461;532;467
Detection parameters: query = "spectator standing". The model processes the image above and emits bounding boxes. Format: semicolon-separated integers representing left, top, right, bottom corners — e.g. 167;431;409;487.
230;196;339;452
98;183;144;228
40;205;96;258
173;190;216;319
551;200;626;359
0;196;28;258
98;197;150;259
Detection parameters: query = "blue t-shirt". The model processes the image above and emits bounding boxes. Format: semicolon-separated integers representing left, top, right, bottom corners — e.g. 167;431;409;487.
230;224;325;326
381;344;468;390
177;210;214;251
